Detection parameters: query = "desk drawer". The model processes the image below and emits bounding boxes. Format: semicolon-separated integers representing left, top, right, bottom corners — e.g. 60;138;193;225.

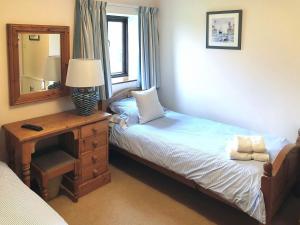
81;121;108;138
81;146;107;168
81;162;108;182
78;171;111;197
81;133;107;154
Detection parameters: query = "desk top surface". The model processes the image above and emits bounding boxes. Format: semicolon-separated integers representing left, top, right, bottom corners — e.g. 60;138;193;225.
3;110;111;142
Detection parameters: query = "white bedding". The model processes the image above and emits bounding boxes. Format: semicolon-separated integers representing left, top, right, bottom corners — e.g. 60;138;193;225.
110;110;289;224
0;161;67;225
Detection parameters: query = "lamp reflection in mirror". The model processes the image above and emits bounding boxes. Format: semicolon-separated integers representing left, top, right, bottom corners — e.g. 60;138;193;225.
44;56;61;90
66;59;104;116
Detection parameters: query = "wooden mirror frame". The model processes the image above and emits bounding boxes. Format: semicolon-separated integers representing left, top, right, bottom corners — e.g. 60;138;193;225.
7;24;70;106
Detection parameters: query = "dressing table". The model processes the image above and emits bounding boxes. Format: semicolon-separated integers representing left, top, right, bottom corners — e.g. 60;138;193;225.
3;110;111;198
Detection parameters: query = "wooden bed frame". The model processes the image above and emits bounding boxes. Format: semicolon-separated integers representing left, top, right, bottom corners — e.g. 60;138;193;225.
99;88;300;225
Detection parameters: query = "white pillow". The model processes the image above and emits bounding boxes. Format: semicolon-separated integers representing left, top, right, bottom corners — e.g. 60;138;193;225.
131;87;164;124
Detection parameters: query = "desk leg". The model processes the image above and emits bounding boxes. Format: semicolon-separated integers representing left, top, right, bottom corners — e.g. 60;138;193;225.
5;133;15;171
21;142;34;187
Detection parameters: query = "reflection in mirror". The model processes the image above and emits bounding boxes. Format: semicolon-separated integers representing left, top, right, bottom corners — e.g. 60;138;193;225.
18;33;61;94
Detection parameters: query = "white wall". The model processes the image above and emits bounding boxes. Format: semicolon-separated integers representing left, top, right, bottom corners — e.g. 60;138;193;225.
158;0;300;141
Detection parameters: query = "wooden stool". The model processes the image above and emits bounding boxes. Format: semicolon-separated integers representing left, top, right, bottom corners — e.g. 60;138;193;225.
31;150;79;202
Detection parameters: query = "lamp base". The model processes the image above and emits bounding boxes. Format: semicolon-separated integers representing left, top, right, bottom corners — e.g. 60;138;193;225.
48;81;61;90
71;88;97;116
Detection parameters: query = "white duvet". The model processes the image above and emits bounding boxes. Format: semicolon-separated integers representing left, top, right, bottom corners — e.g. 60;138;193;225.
0;161;67;225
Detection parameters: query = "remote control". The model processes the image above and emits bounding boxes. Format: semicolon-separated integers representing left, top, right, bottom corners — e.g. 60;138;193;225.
21;124;43;131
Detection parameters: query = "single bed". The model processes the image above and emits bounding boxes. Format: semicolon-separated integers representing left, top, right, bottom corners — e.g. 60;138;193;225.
100;88;300;225
0;161;67;225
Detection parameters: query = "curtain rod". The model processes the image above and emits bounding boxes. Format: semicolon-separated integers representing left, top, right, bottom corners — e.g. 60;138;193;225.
107;2;139;9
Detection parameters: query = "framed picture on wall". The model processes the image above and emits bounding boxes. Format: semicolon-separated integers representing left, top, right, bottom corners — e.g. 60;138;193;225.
206;10;243;50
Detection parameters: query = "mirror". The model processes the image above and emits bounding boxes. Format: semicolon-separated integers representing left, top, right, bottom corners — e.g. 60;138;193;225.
7;24;70;105
18;33;61;94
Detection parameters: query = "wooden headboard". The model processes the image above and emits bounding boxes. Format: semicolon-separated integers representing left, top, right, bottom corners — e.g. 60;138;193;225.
98;87;140;112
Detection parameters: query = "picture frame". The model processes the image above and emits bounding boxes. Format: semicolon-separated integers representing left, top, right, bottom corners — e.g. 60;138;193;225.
29;34;40;41
206;10;242;50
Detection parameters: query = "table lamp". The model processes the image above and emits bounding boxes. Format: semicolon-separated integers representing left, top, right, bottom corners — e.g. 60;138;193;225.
44;56;61;89
66;59;104;116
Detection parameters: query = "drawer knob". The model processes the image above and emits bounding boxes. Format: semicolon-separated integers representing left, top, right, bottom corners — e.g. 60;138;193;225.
93;169;100;177
92;141;99;148
92;155;98;163
92;128;98;134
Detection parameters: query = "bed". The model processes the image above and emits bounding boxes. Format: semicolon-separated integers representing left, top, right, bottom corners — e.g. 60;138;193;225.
0;161;67;225
100;88;300;225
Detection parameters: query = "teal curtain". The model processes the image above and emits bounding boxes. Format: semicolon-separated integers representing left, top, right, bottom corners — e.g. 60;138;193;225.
138;7;160;90
74;0;112;99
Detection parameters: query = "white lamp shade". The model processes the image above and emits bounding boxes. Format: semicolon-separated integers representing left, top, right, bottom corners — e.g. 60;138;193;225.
66;59;104;87
44;56;61;81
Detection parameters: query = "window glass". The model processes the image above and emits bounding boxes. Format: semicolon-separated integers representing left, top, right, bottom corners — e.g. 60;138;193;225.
106;13;139;84
108;21;124;74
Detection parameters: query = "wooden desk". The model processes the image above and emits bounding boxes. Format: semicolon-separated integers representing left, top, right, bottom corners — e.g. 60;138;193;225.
3;110;111;198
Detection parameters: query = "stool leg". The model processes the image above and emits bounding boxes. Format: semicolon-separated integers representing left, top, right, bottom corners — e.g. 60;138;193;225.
41;176;49;201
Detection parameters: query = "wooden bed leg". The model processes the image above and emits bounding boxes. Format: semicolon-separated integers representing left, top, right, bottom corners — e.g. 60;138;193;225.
294;180;300;197
260;212;272;225
261;163;273;225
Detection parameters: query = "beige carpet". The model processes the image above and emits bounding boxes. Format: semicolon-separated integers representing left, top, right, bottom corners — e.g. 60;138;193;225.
50;154;300;225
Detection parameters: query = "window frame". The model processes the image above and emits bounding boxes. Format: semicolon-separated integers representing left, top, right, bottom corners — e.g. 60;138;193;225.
107;15;129;78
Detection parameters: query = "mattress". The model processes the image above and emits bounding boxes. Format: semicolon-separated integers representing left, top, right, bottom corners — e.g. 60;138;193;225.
0;161;67;225
110;110;289;224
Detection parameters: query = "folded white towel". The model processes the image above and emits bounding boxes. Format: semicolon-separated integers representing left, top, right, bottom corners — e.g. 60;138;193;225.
227;142;252;161
234;136;253;153
251;136;266;153
228;136;269;162
230;150;252;161
252;153;270;162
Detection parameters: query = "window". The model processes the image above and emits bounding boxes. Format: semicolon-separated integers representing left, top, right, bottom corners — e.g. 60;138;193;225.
106;11;139;85
107;15;128;78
